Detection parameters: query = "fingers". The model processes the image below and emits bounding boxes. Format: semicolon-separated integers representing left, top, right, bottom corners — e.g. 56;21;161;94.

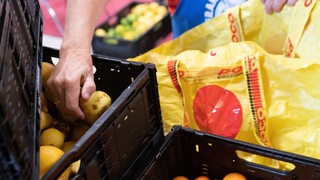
81;73;96;101
263;0;275;14
64;76;86;121
46;51;95;123
46;72;83;123
287;0;298;6
272;0;287;13
262;0;297;14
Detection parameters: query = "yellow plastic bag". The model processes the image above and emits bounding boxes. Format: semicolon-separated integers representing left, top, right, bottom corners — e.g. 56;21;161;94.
174;41;320;161
129;0;320;164
131;0;320;134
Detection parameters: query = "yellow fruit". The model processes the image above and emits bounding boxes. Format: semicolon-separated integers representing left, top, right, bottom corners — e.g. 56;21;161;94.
40;146;64;178
148;2;160;10
95;28;107;37
172;176;189;180
71;123;90;141
42;62;55;89
157;6;168;17
195;175;210;180
40;128;65;149
58;166;71;180
61;141;76;152
41;92;49;113
70;160;81;174
131;4;148;15
80;90;112;124
40;111;54;131
135;23;148;34
223;172;247;180
123;31;136;41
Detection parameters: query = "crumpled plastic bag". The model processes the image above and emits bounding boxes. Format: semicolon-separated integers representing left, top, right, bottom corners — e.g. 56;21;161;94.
174;42;320;165
129;0;320;168
131;0;320;134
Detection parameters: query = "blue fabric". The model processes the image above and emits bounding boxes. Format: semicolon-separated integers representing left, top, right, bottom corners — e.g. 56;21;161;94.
171;0;247;38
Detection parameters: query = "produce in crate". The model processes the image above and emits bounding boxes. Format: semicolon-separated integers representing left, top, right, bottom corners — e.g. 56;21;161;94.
61;141;76;152
172;175;231;180
95;2;168;42
41;62;55;89
79;90;112;124
39;146;65;178
40;128;65;149
40;62;112;179
194;176;210;180
223;172;247;180
40;111;54;131
172;176;189;180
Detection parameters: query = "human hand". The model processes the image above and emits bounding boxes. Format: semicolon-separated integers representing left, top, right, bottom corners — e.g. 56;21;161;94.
46;46;96;123
261;0;298;14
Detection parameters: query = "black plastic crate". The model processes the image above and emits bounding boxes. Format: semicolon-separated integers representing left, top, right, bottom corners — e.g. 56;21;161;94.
91;1;172;59
41;46;163;180
0;0;42;179
0;0;9;67
9;0;42;50
0;0;5;20
137;126;320;180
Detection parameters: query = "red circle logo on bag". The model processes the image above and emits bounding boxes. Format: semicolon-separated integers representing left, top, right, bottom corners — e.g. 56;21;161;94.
193;85;242;138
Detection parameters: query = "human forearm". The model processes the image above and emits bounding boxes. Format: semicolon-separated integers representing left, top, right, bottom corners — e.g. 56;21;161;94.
62;0;109;50
46;0;109;122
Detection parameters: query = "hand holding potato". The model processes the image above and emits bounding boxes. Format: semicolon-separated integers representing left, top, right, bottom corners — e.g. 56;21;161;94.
80;90;112;124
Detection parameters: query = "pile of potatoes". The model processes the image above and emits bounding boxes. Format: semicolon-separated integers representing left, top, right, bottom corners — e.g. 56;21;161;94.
40;62;112;179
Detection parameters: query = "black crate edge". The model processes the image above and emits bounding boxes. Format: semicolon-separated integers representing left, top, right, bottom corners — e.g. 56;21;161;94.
41;46;163;180
139;126;320;180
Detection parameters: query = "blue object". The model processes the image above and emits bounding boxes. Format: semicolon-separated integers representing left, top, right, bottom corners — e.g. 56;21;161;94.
171;0;247;38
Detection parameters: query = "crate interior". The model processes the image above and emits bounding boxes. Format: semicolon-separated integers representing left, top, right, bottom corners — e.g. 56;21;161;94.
141;126;320;180
42;47;145;101
41;47;163;180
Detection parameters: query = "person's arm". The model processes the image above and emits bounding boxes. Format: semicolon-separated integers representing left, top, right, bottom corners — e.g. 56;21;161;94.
47;0;109;123
166;0;180;15
261;0;298;14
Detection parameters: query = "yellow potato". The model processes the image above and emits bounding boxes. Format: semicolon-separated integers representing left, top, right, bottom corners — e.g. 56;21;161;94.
70;160;81;174
40;128;65;149
80;91;112;124
40;146;64;178
41;62;55;89
40;111;54;131
57;166;71;180
61;141;76;153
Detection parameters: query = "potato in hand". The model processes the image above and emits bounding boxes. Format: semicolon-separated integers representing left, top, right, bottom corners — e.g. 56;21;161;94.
80;91;112;124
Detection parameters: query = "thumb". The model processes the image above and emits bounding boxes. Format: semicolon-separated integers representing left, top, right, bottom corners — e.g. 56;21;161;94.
81;75;96;101
287;0;297;6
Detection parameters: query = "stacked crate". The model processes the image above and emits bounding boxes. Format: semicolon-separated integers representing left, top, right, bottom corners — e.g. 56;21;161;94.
1;1;319;180
41;47;164;180
0;0;42;179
